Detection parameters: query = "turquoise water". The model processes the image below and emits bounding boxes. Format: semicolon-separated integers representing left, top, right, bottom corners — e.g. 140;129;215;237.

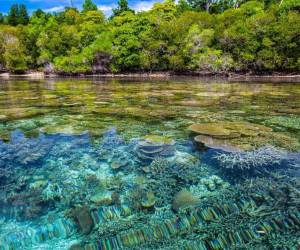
0;78;299;249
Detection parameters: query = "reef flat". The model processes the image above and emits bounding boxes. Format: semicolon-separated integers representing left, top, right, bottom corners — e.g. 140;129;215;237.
0;78;299;249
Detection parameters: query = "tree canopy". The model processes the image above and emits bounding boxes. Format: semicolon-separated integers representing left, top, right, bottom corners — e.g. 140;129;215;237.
0;0;299;74
83;0;98;12
7;4;29;26
112;0;134;17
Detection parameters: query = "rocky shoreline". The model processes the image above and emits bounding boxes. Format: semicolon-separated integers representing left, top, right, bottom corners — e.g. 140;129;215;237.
1;71;300;83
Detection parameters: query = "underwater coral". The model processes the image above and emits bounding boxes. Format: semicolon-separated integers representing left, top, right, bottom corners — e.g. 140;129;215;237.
0;128;299;249
214;146;290;171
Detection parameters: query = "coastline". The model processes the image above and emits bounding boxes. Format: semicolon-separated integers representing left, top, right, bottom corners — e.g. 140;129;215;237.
1;71;300;83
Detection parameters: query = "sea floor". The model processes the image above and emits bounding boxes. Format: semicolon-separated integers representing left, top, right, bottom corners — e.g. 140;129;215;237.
0;78;299;249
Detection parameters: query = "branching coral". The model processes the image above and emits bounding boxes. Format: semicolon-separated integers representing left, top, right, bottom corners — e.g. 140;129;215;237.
148;157;170;175
214;146;289;171
42;183;62;201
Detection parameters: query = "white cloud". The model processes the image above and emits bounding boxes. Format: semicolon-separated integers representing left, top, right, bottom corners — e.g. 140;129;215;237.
98;4;116;16
98;5;114;12
131;0;160;12
44;6;65;12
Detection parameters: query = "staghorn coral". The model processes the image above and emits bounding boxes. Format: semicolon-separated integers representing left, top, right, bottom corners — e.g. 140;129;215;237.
147;157;170;175
42;183;62;201
214;146;289;171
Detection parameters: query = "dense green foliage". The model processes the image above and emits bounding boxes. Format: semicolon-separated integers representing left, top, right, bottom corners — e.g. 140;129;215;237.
0;0;299;74
7;4;29;26
83;0;98;12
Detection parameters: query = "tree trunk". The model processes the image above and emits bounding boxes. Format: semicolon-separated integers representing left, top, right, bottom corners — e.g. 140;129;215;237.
205;0;212;12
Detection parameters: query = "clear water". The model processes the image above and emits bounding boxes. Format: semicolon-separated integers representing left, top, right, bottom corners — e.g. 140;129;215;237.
0;77;299;249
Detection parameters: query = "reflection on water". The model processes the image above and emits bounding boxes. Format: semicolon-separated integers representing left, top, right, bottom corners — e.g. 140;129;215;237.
0;78;299;249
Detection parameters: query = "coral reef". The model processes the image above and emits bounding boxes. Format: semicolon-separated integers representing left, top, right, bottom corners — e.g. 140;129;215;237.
0;77;299;250
136;135;175;162
190;175;230;200
188;121;300;151
172;189;200;211
214;146;289;171
72;175;300;250
265;116;300;130
141;192;156;208
194;134;244;152
188;121;272;139
0;130;54;168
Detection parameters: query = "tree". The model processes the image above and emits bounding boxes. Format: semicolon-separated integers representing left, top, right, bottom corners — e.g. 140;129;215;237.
111;12;142;71
0;0;299;74
279;0;300;11
4;38;28;72
176;0;192;14
32;9;46;19
18;4;29;25
112;0;134;17
0;13;4;24
82;0;98;12
187;0;214;12
0;26;28;72
54;32;113;74
7;4;29;26
7;4;19;26
80;11;105;46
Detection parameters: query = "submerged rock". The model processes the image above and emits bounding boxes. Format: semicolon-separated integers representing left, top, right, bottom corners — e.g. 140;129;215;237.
72;206;94;234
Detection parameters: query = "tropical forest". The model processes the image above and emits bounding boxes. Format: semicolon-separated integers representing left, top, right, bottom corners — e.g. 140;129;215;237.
0;0;299;74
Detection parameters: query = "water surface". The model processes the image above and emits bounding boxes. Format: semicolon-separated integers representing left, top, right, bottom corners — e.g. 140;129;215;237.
0;78;299;249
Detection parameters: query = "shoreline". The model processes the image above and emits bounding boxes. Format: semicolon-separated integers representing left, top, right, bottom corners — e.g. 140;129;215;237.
1;71;300;83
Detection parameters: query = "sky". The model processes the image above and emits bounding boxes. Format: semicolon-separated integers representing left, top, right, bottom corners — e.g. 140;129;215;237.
0;0;161;16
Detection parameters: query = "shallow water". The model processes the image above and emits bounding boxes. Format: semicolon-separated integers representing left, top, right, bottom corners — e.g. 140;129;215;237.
0;77;299;249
